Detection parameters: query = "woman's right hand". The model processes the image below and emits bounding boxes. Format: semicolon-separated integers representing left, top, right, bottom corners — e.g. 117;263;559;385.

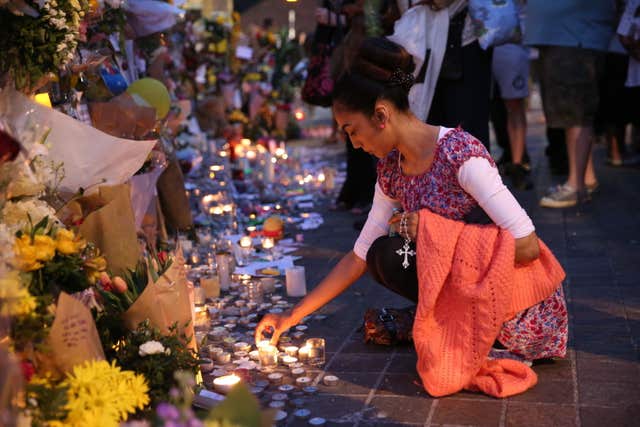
254;311;295;345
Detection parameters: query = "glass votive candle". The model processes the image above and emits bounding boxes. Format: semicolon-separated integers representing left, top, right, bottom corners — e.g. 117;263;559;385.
305;338;325;367
284;346;299;357
258;344;279;369
216;351;231;364
281;355;298;367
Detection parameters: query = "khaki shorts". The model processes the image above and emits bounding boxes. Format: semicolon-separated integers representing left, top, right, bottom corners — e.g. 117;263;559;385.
538;46;605;128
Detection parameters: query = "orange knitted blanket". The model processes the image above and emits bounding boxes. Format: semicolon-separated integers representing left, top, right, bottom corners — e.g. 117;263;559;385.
413;210;565;398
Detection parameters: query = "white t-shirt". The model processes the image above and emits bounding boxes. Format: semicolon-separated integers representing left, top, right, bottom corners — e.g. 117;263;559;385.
353;127;535;261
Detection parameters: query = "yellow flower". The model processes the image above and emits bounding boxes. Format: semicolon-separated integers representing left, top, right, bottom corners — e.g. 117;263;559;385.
84;255;107;284
55;229;86;255
0;270;36;316
216;39;228;54
215;14;226;25
13;235;43;271
62;360;149;427
33;235;56;262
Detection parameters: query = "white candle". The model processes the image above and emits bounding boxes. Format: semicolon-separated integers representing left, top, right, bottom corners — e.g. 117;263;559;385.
285;266;307;297
261;237;275;250
213;374;241;394
201;274;220;299
284;346;299;357
297;346;310;362
239;236;252;248
216;253;231;290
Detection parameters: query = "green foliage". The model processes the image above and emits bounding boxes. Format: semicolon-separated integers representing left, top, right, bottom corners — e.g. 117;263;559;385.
207;382;273;427
114;320;199;409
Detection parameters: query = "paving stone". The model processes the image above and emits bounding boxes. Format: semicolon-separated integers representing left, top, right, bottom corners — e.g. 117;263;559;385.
364;396;432;424
506;402;577;427
509;380;574;404
431;399;502;427
385;354;418;374
580;404;640;427
578;381;640;407
532;355;574;381
296;395;368;424
316;372;378;396
577;353;640;383
374;373;429;397
327;354;392;373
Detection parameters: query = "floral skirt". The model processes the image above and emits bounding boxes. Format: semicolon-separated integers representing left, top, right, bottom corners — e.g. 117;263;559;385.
497;286;569;360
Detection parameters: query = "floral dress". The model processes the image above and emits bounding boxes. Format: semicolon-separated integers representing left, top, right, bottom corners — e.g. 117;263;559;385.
377;128;568;360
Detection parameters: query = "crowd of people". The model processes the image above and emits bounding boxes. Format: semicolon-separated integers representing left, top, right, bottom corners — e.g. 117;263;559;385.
306;0;640;212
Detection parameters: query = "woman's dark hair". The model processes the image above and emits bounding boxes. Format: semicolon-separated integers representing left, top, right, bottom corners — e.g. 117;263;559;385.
332;37;415;116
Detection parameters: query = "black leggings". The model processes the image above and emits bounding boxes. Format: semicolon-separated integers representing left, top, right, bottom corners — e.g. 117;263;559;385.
366;207;493;302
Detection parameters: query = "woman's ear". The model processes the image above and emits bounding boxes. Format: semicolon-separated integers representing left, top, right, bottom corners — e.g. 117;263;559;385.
373;101;390;126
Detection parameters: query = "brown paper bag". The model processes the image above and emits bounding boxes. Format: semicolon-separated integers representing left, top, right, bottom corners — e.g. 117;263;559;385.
48;292;106;373
89;93;156;140
122;254;196;349
79;184;140;276
156;158;193;233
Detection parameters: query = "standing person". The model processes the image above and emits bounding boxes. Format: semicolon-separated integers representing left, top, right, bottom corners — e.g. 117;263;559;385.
256;38;567;371
390;0;493;148
315;0;379;214
526;1;617;208
492;43;532;190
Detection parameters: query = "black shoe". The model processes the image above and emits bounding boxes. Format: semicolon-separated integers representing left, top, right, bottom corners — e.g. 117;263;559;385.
508;164;533;190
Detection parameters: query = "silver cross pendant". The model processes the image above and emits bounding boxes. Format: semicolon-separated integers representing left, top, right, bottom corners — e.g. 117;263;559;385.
396;240;415;269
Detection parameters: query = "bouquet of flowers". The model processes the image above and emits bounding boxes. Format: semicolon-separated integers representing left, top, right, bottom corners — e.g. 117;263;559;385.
25;359;149;427
112;320;199;408
0;0;90;92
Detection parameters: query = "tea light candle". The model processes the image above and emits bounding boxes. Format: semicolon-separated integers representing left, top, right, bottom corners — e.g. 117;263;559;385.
260;277;276;294
257;340;271;348
302;386;318;395
199;358;214;373
291;367;306;377
269;401;286;409
274;410;288;423
278;384;295;393
281;356;298;366
297;346;310;362
216;352;231;364
322;375;339;387
294;409;311;419
261;237;275;250
213;374;241;394
268;372;284;385
249;350;260;361
234;342;251;352
212;368;227;377
285;266;307;297
239;236;252;248
295;325;308;332
295;377;312;387
233;350;248;359
223;323;236;330
292;332;305;340
309;417;326;426
284;346;299;357
272;393;288;402
255;380;270;388
208;346;224;359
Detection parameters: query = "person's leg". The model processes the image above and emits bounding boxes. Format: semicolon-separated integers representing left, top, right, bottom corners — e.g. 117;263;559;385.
366;236;419;303
505;98;527;165
490;81;512;165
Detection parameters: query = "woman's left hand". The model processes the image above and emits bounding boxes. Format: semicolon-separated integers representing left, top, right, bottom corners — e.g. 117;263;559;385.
388;211;419;241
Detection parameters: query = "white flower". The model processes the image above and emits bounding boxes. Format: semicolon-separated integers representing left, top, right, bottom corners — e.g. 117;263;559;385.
0;199;58;232
139;340;166;357
57;43;67;52
165;348;171;355
0;224;15;276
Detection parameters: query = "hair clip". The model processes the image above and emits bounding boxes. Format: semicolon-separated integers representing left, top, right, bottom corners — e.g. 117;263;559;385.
388;68;415;92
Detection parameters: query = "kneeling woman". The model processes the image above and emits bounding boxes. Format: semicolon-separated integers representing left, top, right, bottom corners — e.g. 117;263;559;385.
255;38;567;396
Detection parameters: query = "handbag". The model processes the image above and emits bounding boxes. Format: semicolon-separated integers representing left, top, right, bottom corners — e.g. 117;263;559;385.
363;306;416;346
302;0;343;107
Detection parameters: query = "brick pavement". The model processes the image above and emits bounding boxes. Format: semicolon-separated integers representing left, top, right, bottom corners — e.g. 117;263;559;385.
286;108;640;426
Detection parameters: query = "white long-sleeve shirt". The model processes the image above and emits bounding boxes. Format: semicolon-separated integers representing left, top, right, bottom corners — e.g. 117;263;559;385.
353;129;535;261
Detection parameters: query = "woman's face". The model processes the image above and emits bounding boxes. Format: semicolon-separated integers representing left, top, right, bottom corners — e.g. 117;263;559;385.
333;104;394;158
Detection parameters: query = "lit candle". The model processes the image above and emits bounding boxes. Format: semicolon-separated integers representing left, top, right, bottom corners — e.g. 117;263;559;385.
239;236;252;248
305;338;325;367
222;204;233;213
216;352;231;364
262;237;275;250
281;355;298;366
297;346;310;362
259;344;279;369
210;206;224;215
284;346;299;357
210;165;224;172
213;374;241;394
